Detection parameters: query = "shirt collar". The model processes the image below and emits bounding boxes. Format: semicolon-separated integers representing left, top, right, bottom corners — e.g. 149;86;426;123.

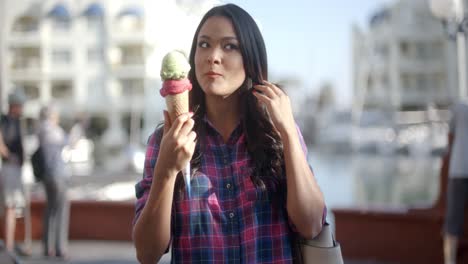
202;115;243;145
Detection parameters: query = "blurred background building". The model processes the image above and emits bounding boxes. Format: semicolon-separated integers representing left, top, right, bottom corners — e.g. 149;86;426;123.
353;0;456;112
0;0;457;209
0;0;459;207
302;0;458;209
0;0;216;174
350;0;453;157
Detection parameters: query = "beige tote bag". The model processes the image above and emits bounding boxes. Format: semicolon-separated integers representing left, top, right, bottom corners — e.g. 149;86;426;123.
294;222;344;264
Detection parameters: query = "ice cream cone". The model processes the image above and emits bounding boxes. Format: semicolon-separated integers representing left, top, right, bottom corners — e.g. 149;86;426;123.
165;89;189;123
159;50;192;195
160;50;192;122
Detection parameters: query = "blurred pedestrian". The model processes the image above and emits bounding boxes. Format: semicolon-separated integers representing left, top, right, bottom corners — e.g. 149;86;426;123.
444;99;468;264
0;90;30;255
37;105;71;259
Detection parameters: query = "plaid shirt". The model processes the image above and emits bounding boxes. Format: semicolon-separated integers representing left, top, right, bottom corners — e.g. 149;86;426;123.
135;118;317;263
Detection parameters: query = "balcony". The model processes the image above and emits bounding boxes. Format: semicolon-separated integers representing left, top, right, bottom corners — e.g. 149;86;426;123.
399;58;444;74
110;45;146;78
112;64;146;79
10;57;41;68
111;14;145;44
399;87;451;109
10;16;41;45
9;52;42;81
50;81;74;106
111;31;145;45
112;78;145;109
14;82;41;101
9;33;41;47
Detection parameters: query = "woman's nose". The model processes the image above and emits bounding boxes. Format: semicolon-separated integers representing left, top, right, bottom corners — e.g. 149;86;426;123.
207;49;221;64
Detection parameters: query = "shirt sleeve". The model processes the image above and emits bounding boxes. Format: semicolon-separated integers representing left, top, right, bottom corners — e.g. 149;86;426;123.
133;127;163;225
295;124;308;157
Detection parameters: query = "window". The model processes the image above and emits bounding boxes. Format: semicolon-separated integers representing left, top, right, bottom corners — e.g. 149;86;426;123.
401;74;412;90
84;3;104;30
51;81;73;99
375;44;388;58
117;16;143;32
12;16;39;33
381;75;389;90
430;41;444;61
52;18;71;31
11;47;40;69
14;82;40;99
52;49;71;65
121;45;144;65
400;41;409;56
88;115;109;138
121;112;144;137
367;76;373;90
416;43;431;60
431;73;446;97
416;74;428;92
120;79;144;96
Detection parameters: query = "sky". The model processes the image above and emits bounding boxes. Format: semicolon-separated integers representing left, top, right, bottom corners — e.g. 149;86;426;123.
224;0;392;107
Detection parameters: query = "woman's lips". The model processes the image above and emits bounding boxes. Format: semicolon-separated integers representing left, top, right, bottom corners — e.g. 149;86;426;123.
205;71;222;78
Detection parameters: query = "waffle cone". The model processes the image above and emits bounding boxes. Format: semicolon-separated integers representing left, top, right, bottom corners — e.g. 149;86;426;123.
165;90;189;123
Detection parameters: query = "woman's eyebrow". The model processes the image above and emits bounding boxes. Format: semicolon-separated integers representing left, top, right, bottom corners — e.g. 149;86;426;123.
199;35;238;41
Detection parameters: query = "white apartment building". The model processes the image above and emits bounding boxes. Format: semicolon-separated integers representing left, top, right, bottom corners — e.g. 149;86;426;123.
352;0;457;112
350;0;458;155
0;0;217;153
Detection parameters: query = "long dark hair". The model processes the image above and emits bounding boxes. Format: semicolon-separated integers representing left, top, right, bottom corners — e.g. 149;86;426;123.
176;4;284;195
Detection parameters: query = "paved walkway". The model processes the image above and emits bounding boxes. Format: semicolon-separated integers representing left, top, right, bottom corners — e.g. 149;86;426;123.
8;240;392;264
14;240;171;264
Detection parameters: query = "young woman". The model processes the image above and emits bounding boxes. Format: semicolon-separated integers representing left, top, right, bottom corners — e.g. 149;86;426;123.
133;4;325;263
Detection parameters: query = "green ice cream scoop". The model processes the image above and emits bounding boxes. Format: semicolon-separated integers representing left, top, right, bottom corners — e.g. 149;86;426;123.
160;50;191;80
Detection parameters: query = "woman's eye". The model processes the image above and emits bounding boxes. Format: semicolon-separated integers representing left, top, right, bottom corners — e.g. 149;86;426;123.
225;43;239;50
198;41;209;48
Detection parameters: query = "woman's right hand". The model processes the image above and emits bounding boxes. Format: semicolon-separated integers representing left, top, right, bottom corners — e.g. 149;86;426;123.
156;111;197;177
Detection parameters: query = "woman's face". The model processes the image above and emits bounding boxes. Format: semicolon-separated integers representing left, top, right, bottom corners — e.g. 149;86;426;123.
195;16;246;99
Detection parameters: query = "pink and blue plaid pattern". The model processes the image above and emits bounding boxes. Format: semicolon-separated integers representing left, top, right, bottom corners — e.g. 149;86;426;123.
135;119;318;263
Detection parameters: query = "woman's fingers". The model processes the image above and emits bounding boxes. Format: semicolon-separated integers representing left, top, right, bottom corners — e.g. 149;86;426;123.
171;112;194;136
252;89;270;104
185;131;197;144
178;118;195;138
262;80;284;96
185;131;197;154
254;80;284;98
183;131;197;153
253;84;276;99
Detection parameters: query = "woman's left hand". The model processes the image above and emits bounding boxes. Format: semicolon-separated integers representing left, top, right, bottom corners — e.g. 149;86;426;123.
252;80;296;137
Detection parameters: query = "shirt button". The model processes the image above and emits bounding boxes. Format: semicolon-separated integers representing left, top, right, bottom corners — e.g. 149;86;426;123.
229;212;235;219
226;183;232;189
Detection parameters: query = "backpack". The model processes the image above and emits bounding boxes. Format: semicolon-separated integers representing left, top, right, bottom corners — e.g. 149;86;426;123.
31;146;45;182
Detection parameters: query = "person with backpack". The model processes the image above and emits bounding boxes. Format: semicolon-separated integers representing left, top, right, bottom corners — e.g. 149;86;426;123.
0;90;30;255
37;105;71;259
